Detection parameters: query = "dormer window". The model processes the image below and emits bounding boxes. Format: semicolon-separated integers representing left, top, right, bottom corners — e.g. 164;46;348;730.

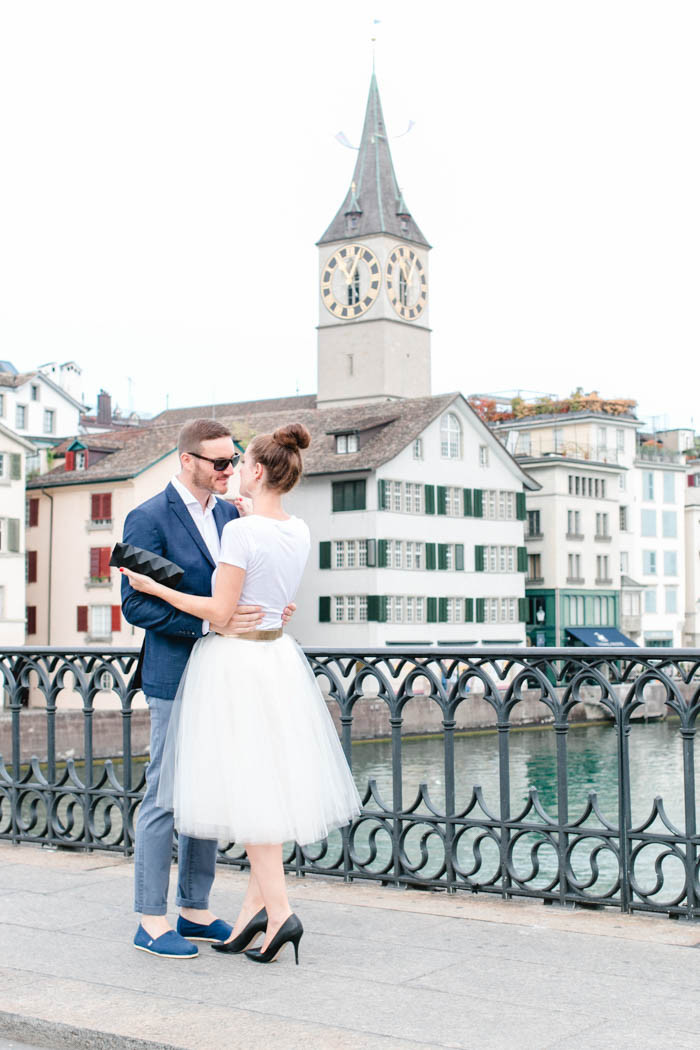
336;432;359;454
400;217;409;235
345;214;359;234
76;450;87;470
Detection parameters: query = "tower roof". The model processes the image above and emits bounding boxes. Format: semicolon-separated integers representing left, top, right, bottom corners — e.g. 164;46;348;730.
318;74;429;248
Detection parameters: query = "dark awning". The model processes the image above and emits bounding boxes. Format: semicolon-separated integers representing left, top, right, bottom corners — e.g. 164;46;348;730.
566;627;638;647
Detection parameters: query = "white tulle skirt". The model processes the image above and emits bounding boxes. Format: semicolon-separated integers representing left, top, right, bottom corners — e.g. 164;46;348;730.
157;632;361;846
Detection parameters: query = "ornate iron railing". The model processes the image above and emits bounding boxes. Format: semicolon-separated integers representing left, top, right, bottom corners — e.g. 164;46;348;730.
1;646;699;918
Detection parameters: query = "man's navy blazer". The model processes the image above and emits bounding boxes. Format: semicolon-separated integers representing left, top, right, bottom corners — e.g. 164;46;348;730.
120;482;239;699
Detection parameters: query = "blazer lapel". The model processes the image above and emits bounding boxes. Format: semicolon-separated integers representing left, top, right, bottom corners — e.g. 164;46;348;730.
166;483;216;570
213;497;237;538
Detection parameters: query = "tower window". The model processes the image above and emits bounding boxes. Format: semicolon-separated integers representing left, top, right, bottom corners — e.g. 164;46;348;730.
400;217;409;235
347;267;360;306
346;215;359;234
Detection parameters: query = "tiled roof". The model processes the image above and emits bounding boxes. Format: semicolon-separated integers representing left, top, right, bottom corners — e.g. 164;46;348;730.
29;392;536;488
0;371;36;388
152;393;318;427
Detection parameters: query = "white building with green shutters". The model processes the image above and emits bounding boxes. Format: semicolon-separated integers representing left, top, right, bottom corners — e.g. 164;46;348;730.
0;422;35;645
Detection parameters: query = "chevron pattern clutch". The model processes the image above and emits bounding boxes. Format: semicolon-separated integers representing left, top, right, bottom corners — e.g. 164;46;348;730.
110;542;185;589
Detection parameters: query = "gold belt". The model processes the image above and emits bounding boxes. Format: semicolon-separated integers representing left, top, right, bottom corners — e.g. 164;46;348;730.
214;628;283;641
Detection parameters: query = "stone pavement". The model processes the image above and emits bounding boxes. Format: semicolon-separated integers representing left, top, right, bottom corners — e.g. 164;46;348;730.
2;842;700;1050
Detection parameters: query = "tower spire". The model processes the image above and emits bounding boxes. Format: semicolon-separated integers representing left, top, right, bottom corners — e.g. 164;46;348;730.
318;73;429;247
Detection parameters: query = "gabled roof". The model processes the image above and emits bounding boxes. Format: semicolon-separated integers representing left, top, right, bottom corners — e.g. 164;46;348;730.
318;73;429;248
0;420;36;452
0;368;84;410
152;393;318;428
28;392;538;490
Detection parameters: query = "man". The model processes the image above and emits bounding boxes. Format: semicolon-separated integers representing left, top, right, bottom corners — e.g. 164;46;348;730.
122;418;292;959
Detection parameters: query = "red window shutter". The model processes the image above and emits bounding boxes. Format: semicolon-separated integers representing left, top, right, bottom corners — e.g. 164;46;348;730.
26;606;37;635
29;498;39;527
27;550;37;583
77;606;88;632
91;494;100;520
65;451;75;471
89;547;100;577
98;547;111;578
103;493;112;520
111;605;121;632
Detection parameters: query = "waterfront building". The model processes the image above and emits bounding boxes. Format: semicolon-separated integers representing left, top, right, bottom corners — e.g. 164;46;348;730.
25;73;537;650
0;360;85;476
0;423;36;646
487;397;689;647
685;453;700;648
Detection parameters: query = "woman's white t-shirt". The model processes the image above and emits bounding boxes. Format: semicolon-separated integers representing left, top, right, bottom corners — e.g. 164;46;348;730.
215;515;311;630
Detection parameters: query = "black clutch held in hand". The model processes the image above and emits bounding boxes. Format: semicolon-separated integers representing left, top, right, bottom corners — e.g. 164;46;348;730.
110;542;185;589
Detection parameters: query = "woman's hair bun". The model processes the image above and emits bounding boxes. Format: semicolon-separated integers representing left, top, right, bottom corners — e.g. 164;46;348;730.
273;423;311;451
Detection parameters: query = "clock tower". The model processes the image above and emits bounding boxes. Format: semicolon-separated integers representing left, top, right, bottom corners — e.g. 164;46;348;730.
316;73;432;408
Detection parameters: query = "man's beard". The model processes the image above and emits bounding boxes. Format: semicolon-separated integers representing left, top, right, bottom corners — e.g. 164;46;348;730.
193;462;222;493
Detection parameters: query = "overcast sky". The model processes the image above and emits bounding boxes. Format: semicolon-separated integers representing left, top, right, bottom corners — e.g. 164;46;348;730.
1;1;698;431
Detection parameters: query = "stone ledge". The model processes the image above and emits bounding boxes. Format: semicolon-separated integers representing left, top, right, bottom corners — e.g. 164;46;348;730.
0;1012;177;1050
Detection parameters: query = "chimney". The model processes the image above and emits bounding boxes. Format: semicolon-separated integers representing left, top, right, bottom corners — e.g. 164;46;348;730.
97;390;112;426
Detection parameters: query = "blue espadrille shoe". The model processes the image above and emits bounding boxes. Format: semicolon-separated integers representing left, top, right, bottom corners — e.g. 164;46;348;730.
176;916;233;943
133;924;198;958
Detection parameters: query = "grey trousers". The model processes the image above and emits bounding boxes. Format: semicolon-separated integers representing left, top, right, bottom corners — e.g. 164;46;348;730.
133;695;218;916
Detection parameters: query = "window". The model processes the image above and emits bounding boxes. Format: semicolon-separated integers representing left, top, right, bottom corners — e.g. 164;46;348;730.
643;472;655;501
663;551;678;576
528;553;542;580
332;480;366;512
619;506;628;531
0;518;20;553
663;473;675;503
642;550;657;575
26;497;39;528
519;432;531;455
567;510;581;536
76;450;87;470
91;493;112;524
622;592;640;616
567;553;581;580
616;429;625;452
444;486;461;516
15;404;26;429
554;428;564;453
595;512;609;537
479;445;489;467
662;511;677;538
596;555;609;581
665;587;678;614
26;550;37;583
440;413;462;459
483;597;518;623
620;551;629;574
43;409;55;435
335;433;359;454
641;510;656;537
0;392;4;416
89;605;112;638
89;547;111;581
644;588;657;613
482;489;515;520
619;473;626;491
412;438;423;460
527;510;541;537
0;453;4;478
30;384;40;401
26;605;36;635
348;268;360;306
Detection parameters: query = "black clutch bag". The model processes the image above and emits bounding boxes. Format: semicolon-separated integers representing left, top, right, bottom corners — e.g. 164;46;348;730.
110;542;185;589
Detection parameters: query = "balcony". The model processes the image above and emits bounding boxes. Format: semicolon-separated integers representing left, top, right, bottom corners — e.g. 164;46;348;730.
526;532;543;541
566;576;585;585
566;532;584;541
595;577;614;586
526;576;545;585
594;534;612;543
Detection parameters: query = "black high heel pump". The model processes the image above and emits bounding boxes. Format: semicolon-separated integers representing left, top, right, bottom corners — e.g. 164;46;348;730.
211;908;268;954
244;914;303;965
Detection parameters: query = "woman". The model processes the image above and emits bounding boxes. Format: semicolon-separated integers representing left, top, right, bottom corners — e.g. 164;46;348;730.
122;423;361;965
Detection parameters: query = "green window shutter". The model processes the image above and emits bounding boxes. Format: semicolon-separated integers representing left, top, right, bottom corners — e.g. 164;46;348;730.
332;483;343;512
436;486;447;515
473;489;484;518
438;543;448;570
8;518;20;552
378;479;388;510
367;595;381;621
463;488;473;516
354;480;366;511
455;544;465;571
438;598;448;623
366;539;377;567
518;597;528;622
424;484;436;515
465;598;474;622
379;595;388;623
425;542;437;570
427;597;438;623
319;541;331;569
517;546;528;573
319;596;331;622
378;539;388;568
476;598;486;623
474;545;485;572
516;492;527;520
10;454;21;481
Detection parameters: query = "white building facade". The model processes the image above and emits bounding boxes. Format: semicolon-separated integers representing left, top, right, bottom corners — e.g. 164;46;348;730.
0;423;35;645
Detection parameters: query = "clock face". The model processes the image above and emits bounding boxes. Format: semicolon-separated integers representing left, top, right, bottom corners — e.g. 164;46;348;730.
385;245;428;321
321;244;381;319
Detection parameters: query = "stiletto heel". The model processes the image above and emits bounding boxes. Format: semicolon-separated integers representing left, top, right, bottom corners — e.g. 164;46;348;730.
211;907;268;954
244;914;303;965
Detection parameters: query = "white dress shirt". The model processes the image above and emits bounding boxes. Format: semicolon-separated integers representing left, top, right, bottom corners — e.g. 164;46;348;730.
171;475;221;634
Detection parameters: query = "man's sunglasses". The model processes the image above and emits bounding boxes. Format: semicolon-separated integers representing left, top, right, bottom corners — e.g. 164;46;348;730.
187;451;240;471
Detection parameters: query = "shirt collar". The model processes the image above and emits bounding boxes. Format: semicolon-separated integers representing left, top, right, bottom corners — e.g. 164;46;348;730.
171;475;217;513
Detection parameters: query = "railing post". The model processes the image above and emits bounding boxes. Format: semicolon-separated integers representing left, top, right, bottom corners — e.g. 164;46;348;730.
340;710;354;882
617;717;632;913
554;721;570;907
680;726;697;920
498;719;512;900
443;717;456;893
390;714;403;887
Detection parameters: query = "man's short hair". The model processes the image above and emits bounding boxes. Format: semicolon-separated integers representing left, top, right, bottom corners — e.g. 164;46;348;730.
177;419;232;456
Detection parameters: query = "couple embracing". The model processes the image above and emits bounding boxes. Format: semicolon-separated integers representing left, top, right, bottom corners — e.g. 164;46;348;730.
121;418;360;964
